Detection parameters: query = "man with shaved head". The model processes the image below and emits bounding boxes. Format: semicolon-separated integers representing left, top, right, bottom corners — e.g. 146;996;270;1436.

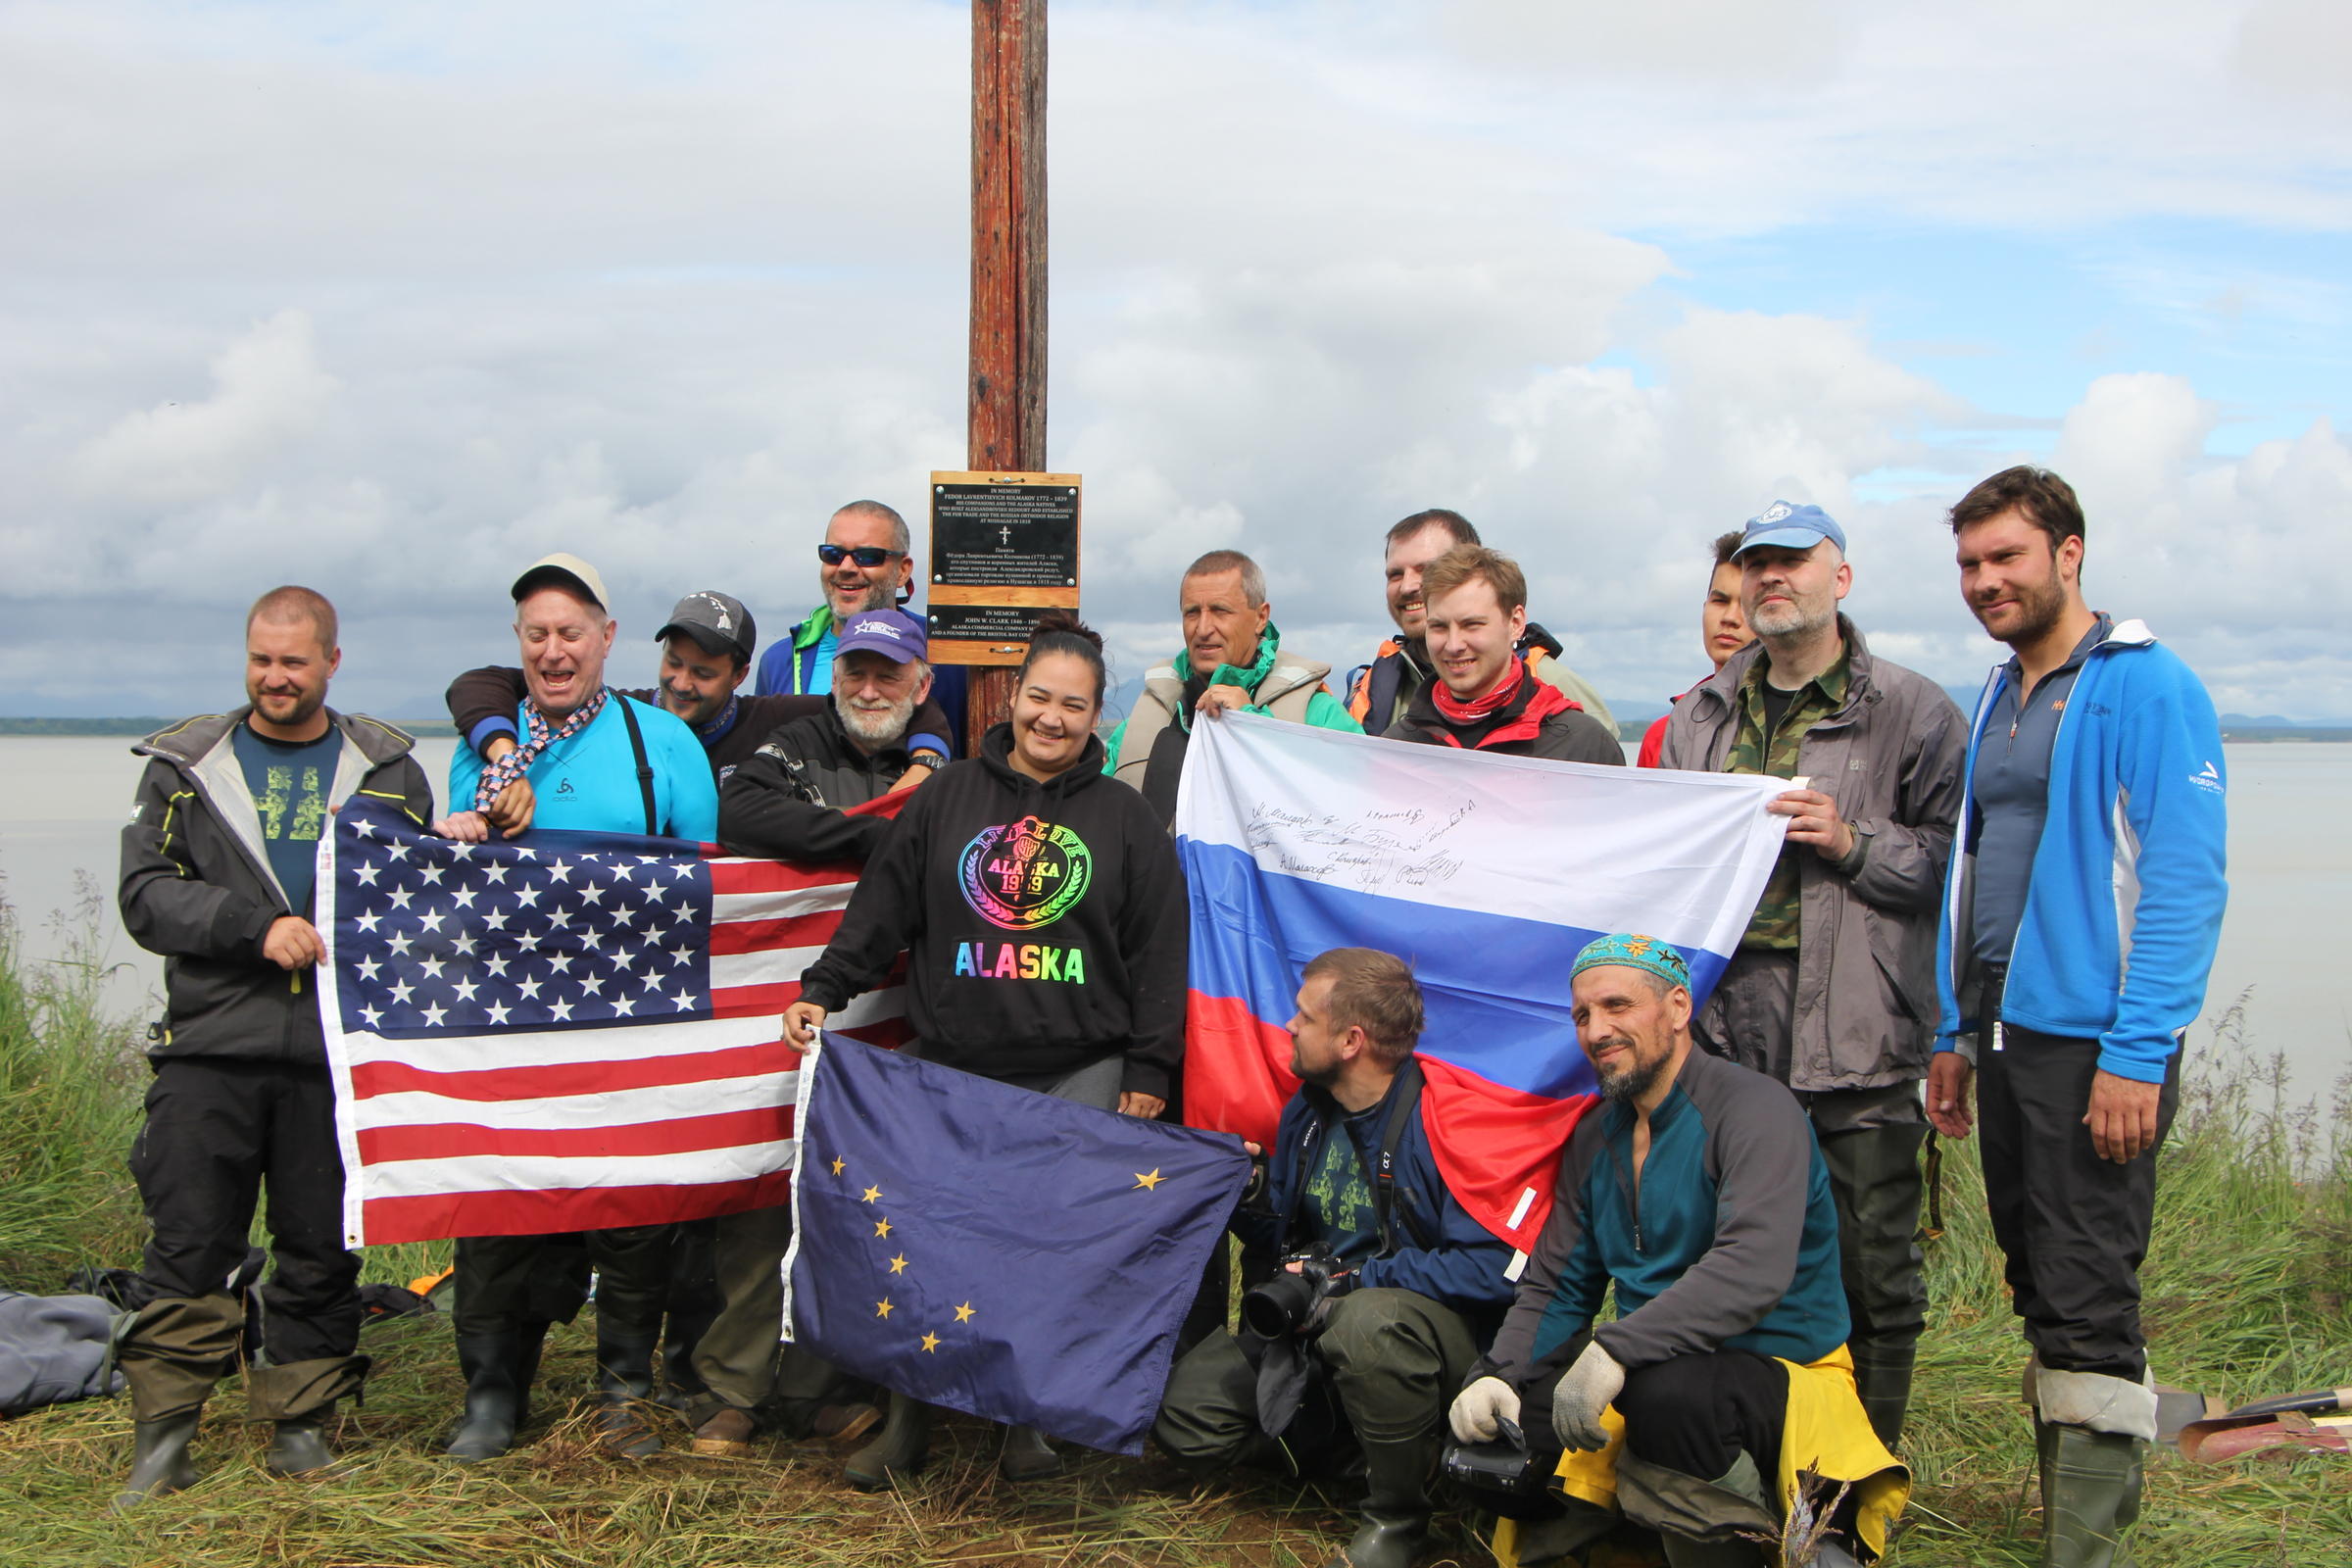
114;586;435;1505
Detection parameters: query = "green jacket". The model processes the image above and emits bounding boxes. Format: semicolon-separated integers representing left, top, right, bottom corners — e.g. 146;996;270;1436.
1103;624;1360;789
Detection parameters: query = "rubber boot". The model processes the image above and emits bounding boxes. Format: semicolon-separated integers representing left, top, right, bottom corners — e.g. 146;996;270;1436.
658;1298;719;1415
1321;1430;1438;1568
1852;1344;1915;1450
114;1410;202;1510
844;1392;932;1492
2042;1422;2143;1568
596;1332;666;1459
999;1423;1063;1483
514;1320;550;1422
268;1411;336;1477
444;1331;527;1461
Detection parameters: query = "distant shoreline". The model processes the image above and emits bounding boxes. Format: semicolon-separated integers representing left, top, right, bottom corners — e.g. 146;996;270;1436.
0;717;458;738
2;716;2345;744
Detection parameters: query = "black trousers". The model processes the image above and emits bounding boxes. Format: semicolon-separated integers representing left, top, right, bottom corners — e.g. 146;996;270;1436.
1978;1022;2179;1379
1615;1349;1788;1484
128;1056;360;1366
1695;951;1928;1374
453;1226;674;1341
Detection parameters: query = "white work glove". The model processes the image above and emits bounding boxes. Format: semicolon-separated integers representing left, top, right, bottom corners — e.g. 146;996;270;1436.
1551;1340;1626;1452
1448;1376;1522;1445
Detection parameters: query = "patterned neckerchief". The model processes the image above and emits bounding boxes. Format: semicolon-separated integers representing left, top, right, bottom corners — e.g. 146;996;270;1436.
472;685;612;811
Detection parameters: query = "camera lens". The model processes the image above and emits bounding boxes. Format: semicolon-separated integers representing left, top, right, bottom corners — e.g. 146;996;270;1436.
1240;1271;1321;1339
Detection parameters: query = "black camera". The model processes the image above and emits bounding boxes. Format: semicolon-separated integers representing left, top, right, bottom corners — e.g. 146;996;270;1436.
1239;1253;1346;1339
1441;1416;1561;1520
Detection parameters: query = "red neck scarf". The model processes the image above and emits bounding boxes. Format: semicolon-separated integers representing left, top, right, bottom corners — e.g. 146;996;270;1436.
1428;657;1576;750
1432;656;1527;724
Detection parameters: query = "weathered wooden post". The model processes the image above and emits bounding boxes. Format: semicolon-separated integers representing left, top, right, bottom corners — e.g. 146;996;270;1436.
963;0;1048;740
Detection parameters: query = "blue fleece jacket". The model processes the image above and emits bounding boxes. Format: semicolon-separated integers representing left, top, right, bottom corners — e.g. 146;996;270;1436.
1238;1066;1515;1331
1934;619;2229;1083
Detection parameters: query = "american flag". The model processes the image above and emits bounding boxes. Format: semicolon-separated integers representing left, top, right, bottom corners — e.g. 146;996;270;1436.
316;795;907;1247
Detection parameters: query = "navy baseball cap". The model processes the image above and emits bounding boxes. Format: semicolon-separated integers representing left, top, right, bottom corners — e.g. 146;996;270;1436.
1733;501;1847;559
835;608;928;664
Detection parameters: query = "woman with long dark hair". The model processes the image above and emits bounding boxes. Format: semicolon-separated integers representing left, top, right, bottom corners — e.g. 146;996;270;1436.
783;612;1187;1487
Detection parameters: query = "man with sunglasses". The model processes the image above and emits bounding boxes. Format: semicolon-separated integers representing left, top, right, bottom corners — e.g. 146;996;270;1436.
758;500;971;752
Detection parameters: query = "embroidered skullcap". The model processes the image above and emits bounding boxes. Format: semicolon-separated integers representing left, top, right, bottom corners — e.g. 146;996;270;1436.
1570;933;1692;991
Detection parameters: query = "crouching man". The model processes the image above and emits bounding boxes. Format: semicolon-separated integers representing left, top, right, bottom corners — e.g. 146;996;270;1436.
1450;936;1908;1567
1155;949;1514;1568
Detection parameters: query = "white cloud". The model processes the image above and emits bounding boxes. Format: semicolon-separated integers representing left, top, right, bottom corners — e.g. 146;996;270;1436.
0;1;2344;721
67;311;335;507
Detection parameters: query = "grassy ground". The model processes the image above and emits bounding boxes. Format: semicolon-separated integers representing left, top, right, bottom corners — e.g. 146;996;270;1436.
1;906;2344;1566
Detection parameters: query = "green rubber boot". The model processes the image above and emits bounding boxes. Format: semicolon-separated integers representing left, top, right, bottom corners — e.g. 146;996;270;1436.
844;1393;932;1492
1320;1430;1438;1568
115;1410;202;1509
595;1332;666;1459
2042;1422;2143;1568
267;1412;336;1477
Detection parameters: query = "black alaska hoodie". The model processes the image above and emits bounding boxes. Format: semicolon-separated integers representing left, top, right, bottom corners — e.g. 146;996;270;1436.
796;722;1189;1099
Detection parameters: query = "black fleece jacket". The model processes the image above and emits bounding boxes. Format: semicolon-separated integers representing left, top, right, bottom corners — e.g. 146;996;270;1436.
717;707;915;862
795;723;1189;1099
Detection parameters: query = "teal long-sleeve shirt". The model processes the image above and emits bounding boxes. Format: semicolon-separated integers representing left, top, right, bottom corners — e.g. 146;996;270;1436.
1481;1047;1849;1386
448;692;719;842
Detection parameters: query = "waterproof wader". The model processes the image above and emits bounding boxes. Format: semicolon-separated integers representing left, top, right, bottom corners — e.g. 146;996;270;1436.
1695;951;1928;1446
117;1060;368;1502
1155;1289;1479;1567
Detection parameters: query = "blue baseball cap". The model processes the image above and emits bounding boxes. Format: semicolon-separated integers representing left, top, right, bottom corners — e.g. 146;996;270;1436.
1733;501;1846;559
835;608;928;664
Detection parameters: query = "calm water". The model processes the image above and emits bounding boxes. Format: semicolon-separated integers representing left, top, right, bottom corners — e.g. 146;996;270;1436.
3;735;2346;1100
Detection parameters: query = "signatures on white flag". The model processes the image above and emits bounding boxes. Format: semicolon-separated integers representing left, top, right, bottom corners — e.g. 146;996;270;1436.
1242;797;1476;892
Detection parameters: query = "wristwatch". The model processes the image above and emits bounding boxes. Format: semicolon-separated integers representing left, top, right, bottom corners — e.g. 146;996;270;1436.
907;749;948;771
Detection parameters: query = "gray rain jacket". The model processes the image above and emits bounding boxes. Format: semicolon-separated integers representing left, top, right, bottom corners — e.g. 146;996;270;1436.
118;708;435;1063
1658;617;1967;1091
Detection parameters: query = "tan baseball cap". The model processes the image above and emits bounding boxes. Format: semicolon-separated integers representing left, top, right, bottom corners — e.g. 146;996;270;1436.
512;552;611;612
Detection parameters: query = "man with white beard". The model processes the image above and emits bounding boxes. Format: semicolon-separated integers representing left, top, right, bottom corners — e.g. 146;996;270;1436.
689;606;940;1456
1656;503;1967;1453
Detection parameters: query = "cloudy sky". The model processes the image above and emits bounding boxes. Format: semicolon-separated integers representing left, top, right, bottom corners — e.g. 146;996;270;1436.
3;0;2346;725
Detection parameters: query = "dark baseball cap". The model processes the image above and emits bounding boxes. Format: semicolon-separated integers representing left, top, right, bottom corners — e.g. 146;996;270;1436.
1733;501;1846;559
512;552;611;611
834;608;928;664
657;590;758;663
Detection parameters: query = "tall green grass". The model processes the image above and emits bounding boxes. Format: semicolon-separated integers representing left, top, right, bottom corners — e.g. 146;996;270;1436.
0;885;147;1285
0;909;2343;1565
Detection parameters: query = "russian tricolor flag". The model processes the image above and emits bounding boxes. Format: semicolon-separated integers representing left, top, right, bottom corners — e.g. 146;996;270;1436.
1175;712;1792;1252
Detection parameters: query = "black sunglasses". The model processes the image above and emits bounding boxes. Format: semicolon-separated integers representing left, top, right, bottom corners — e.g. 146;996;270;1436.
817;544;901;568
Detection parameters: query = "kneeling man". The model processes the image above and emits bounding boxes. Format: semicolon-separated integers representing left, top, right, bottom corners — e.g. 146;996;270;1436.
1156;948;1514;1568
1451;936;1907;1567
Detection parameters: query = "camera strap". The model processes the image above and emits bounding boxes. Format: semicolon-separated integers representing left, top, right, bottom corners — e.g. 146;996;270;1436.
1278;1056;1436;1258
1371;1056;1431;1255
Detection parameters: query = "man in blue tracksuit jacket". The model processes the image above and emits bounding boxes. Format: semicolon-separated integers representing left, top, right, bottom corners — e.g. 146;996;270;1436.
1154;948;1514;1568
1924;467;2228;1568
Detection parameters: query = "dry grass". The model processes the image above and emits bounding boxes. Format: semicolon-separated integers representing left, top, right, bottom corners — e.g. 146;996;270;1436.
2;904;2345;1566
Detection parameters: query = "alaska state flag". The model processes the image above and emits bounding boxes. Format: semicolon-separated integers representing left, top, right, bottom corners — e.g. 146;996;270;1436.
1176;711;1791;1253
781;1035;1251;1454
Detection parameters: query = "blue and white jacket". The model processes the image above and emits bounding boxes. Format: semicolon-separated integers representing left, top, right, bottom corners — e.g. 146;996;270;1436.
1933;618;2229;1083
